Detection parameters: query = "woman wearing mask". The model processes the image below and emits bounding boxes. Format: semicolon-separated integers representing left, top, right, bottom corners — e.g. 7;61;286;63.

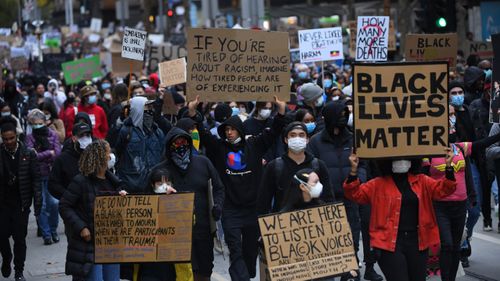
0;99;24;140
422;125;500;280
77;85;108;139
280;168;325;212
294;109;318;136
59;140;127;281
25;109;61;246
243;102;274;137
40;100;65;143
345;151;457;281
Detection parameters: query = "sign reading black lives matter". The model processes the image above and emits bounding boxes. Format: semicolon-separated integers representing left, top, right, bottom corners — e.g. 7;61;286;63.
353;62;449;158
122;27;147;61
258;203;358;281
94;193;194;263
187;28;290;102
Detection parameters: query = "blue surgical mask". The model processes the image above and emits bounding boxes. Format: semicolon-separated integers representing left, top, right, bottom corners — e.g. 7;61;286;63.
88;95;97;104
450;94;464;107
231;107;240;116
305;122;316;134
102;82;111;90
323;79;333;89
32;124;45;129
1;112;11;117
298;72;308;79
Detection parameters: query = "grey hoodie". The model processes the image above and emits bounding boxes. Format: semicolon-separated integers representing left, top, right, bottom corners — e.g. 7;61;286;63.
129;96;147;130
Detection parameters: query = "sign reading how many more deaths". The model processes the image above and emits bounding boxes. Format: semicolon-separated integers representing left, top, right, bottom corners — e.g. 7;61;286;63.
298;27;344;63
405;33;458;68
258;203;358;281
62;55;102;85
355;16;390;61
94;193;194;263
122;27;147;61
353;62;449;159
187;28;290;102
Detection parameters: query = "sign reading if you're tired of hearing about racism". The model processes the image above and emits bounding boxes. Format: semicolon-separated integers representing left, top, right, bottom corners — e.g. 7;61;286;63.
186;28;290;102
94;193;194;263
353;62;449;159
258;203;358;281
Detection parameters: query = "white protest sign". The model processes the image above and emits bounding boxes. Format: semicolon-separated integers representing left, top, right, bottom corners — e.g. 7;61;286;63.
90;18;103;33
121;27;147;61
298;27;344;63
356;16;389;61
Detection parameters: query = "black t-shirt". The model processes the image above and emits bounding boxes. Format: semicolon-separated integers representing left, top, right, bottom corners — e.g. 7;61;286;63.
392;173;419;232
95;177;115;195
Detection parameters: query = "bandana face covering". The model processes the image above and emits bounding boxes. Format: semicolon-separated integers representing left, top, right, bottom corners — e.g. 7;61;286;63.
170;138;191;170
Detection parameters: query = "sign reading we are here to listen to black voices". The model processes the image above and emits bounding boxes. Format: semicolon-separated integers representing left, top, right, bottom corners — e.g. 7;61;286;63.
353;62;449;159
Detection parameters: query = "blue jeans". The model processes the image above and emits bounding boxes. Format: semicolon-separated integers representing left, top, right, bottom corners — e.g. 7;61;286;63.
492;178;499;205
39;177;59;239
464;163;482;238
86;264;120;281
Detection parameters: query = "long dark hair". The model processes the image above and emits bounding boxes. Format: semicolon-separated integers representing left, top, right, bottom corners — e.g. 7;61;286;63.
39;99;58;120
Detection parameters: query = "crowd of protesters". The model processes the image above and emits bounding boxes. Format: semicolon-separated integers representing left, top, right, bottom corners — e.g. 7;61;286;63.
0;48;497;281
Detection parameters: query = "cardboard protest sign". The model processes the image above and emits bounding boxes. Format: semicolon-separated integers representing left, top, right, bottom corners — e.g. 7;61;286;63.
388;20;396;51
258;203;358;281
350;20;395;56
158;58;186;87
405;33;458;68
111;52;143;77
94;193;194;263
353;62;449;158
10;56;29;71
147;43;187;73
186;28;290;102
122;27;147;61
298;27;343;63
489;34;500;123
465;41;494;61
62;55;102;85
355;16;390;61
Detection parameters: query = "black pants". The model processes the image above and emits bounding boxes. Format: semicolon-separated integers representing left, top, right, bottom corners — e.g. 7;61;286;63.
359;204;377;265
0;207;30;273
477;159;492;225
377;231;428;281
222;208;259;281
434;200;467;281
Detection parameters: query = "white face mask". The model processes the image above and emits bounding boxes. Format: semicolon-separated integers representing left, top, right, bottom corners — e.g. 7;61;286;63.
332;96;340;101
78;136;92;149
154;183;170;194
228;136;242;144
308;182;323;198
392;160;412;174
288;137;307;153
259;109;272;119
108;153;116;169
45;114;51;121
347;113;353;128
104;93;112;100
315;96;324;107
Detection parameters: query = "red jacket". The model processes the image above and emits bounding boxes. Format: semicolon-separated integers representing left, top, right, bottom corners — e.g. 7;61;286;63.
59;105;76;139
77;103;108;139
343;174;456;252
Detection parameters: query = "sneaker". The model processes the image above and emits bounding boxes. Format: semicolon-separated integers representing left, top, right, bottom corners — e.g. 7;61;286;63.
14;271;25;281
43;238;52;245
461;256;469;268
484;224;493;232
52;234;60;243
364;265;383;281
1;256;11;278
340;271;360;281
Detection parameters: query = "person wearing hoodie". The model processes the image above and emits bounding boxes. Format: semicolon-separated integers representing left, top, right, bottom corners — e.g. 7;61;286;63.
115;96;166;193
464;66;485;106
150;127;224;281
242;102;274;137
307;100;382;281
2;79;27;130
77;85;108;139
44;79;67;113
25;109;62;246
187;95;286;281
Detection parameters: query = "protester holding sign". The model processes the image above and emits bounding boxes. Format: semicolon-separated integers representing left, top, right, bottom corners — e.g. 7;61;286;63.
344;149;456;281
59;140;127;281
187;95;286;281
150;127;224;281
257;121;333;215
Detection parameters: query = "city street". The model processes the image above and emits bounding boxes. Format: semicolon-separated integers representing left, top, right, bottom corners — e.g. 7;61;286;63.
11;211;500;281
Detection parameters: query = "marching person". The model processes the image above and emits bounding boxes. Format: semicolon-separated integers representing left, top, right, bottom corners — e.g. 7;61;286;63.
25;109;61;246
344;150;457;281
280;168;326;212
77;85;108;139
59;139;127;281
187;95;286;281
0;116;41;281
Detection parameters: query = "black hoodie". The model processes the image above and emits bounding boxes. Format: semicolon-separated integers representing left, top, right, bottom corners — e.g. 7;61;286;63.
48;141;83;200
150;127;224;237
464;66;485;105
200;114;287;208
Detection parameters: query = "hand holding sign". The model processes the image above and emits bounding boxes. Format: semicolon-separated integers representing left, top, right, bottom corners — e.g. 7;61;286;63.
188;95;201;118
444;147;455;168
273;95;287;115
349;151;359;176
81;227;91;242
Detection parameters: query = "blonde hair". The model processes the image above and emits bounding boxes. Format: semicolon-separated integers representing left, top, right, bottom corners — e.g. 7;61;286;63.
79;139;109;177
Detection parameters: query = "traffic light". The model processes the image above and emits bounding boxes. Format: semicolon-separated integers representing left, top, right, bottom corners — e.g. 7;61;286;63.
430;0;456;33
414;6;429;33
167;9;174;17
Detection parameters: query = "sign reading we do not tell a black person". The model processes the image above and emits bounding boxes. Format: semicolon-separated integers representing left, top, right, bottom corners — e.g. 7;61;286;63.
187;28;290;102
353;62;449;159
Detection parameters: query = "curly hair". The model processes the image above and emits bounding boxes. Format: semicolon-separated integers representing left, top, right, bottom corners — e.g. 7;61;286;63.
79;139;109;177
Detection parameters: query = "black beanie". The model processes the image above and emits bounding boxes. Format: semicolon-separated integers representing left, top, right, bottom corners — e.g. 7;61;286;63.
448;80;465;92
214;103;232;123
